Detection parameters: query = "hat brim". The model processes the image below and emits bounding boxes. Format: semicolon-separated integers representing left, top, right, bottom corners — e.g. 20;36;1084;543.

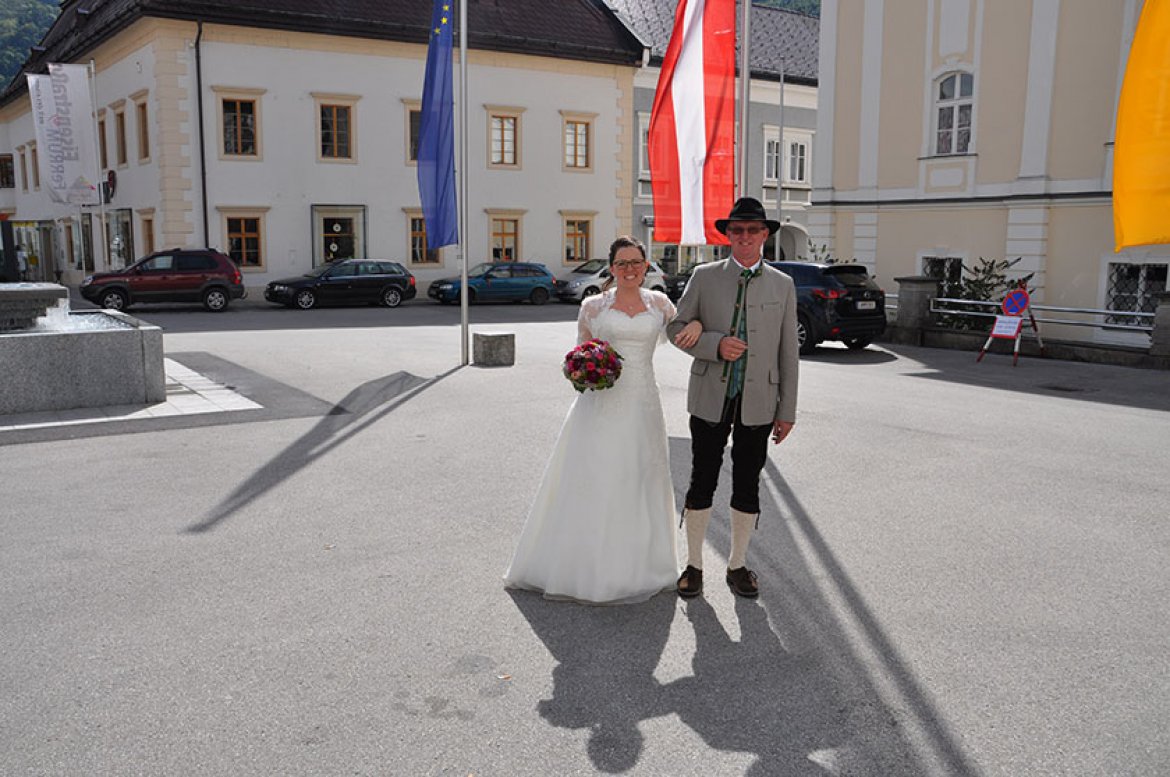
715;218;783;236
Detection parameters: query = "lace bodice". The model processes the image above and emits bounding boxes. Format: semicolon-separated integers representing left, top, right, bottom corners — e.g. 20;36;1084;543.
577;289;676;346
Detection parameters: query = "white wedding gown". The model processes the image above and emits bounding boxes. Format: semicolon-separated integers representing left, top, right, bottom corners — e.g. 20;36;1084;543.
504;288;680;604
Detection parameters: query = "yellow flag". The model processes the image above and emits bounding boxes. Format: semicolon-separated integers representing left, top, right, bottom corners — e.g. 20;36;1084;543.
1114;0;1170;250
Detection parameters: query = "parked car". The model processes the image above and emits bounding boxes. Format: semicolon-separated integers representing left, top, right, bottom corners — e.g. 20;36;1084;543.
664;264;696;302
427;262;556;304
553;258;668;302
264;259;416;309
79;248;247;312
768;261;887;354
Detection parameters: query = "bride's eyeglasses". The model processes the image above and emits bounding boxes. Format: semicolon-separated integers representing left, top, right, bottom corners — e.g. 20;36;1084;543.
612;259;647;270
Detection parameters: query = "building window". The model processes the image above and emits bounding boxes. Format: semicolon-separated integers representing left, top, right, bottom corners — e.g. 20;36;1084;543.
0;154;13;188
134;95;150;162
1107;262;1167;326
563;216;592;263
934;72;974;155
97;115;108;169
486;211;523;261
407;213;440;264
637;112;652;198
787;139;809;184
487;106;524;168
18;148;27;191
223;99;257;156
923;256;964;297
764;135;781;183
114;107;128;166
404;100;421;163
227;216;263;267
561;111;595;171
314;93;359;162
29;144;39;189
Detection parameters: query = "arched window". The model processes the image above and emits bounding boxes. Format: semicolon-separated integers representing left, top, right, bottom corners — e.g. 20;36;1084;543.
934;72;974;155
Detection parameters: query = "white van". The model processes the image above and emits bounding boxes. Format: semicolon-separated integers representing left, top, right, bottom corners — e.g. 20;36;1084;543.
553;259;667;302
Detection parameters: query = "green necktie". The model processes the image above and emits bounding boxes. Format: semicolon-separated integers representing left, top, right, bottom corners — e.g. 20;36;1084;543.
724;267;758;397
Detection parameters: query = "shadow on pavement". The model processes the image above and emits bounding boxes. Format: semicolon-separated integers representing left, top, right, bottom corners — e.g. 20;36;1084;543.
184;366;462;534
877;342;1170;413
507;439;980;775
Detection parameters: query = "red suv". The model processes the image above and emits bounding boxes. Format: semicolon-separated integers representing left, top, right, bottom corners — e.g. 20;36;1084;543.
80;248;248;312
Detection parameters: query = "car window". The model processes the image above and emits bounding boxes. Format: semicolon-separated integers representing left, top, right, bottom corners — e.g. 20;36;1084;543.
177;254;218;272
575;259;606;274
358;262;381;276
329;263;358;277
378;262;403;276
140;255;176;271
487;266;512;279
468;262;494;277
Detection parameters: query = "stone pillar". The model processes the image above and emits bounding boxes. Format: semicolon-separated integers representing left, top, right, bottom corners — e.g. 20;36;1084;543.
1150;292;1170;357
893;276;941;331
473;331;515;367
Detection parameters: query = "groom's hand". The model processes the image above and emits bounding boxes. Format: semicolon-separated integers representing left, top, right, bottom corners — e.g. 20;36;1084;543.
718;336;747;361
772;421;794;444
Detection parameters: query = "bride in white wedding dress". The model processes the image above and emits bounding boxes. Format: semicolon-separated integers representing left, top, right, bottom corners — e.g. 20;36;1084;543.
504;237;701;604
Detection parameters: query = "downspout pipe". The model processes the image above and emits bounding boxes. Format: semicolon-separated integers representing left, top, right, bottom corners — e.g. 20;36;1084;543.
195;21;209;247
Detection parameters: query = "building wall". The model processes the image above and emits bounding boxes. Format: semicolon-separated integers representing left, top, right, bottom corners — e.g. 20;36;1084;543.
1;18;639;290
814;0;1167;346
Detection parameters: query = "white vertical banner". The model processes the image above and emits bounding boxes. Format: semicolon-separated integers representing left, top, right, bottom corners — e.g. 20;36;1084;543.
26;64;100;205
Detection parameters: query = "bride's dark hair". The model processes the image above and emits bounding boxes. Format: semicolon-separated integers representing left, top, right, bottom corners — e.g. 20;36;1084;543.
603;236;647;291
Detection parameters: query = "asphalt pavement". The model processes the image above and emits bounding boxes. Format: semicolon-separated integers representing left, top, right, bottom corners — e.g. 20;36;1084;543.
2;299;1169;776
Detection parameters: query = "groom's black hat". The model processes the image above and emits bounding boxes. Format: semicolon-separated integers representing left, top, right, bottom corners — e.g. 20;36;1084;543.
715;197;782;236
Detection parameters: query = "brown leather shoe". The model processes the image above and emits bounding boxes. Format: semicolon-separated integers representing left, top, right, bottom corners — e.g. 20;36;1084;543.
726;566;759;598
677;565;703;598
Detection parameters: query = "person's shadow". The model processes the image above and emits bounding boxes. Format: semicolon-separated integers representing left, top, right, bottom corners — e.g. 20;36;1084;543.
510;590;676;773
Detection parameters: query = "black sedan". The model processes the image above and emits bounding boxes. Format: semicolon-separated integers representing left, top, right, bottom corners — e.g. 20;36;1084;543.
264;260;417;309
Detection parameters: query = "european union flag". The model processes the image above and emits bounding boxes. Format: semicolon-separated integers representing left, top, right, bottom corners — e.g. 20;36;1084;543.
417;0;459;249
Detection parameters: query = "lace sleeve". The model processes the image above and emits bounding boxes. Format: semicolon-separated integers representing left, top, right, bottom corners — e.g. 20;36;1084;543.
577;293;609;344
644;289;677;343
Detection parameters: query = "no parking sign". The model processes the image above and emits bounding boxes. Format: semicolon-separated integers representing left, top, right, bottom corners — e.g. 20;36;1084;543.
978;285;1045;366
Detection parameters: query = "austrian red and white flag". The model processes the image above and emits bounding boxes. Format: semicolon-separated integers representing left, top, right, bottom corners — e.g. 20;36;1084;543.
648;0;735;245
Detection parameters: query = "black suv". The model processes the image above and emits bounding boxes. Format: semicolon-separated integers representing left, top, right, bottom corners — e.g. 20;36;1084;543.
80;248;247;312
769;261;887;354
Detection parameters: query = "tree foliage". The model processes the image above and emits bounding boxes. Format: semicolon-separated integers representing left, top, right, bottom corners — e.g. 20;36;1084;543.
0;0;59;88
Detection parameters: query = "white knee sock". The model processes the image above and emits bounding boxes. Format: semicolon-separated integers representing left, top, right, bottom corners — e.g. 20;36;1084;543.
683;507;711;569
728;508;756;570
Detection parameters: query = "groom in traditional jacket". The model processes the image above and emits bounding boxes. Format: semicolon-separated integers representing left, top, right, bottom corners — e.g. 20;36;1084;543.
666;197;799;598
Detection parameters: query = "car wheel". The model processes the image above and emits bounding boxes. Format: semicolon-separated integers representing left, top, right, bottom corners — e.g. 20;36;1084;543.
99;288;128;311
202;287;229;312
582;286;601;299
529;287;550;305
381;287;403;308
844;337;872;351
295;289;317;310
796;312;817;355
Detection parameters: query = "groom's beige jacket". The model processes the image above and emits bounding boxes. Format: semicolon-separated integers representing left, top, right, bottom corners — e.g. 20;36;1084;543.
666;259;799;426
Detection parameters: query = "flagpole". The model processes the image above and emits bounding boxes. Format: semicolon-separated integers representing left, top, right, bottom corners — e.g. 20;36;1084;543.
458;0;469;366
737;0;751;198
87;59;109;272
776;56;784;256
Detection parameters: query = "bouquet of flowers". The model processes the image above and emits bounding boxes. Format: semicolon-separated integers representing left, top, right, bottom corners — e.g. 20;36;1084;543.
563;338;623;393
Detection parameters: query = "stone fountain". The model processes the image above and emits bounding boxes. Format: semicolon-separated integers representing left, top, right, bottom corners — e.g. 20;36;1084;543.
0;283;165;416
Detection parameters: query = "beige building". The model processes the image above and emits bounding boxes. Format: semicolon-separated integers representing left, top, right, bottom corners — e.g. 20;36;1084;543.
812;0;1166;347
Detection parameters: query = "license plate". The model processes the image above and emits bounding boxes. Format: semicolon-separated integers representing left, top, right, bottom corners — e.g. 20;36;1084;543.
856;300;876;310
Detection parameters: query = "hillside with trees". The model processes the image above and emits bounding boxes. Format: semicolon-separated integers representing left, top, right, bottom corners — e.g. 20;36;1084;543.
0;0;57;88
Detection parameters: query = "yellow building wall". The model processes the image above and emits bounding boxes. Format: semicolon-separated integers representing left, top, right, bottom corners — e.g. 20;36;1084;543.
832;6;865;192
974;1;1032;186
877;2;927;189
1049;6;1123;182
1047;204;1114;307
876;206;1008;279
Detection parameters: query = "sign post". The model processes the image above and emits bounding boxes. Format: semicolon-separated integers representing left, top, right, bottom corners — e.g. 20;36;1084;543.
977;285;1045;366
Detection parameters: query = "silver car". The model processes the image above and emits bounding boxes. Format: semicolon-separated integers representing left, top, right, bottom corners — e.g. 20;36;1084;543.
553;258;668;302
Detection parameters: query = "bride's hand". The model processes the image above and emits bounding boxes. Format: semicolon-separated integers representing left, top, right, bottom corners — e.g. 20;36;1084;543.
674;320;703;349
